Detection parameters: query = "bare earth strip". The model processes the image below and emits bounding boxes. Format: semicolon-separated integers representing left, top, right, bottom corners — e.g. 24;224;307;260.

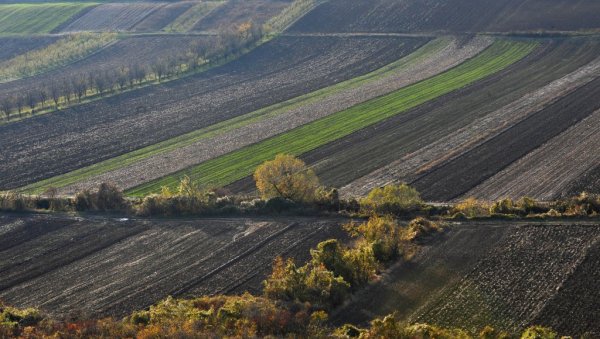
56;36;492;194
340;55;600;198
0;214;344;318
61;3;163;32
334;222;600;336
462;108;600;201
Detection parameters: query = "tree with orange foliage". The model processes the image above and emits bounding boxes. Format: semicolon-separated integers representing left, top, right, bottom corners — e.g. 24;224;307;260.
254;154;320;203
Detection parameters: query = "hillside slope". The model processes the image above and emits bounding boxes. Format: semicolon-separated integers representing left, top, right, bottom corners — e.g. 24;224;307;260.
289;0;600;33
334;222;600;336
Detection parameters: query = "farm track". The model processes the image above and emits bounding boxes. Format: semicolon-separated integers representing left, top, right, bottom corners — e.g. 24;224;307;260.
56;36;492;194
0;35;215;99
60;3;164;32
334;222;600;336
191;0;291;32
412;75;600;201
0;36;58;62
252;39;600;196
0;213;344;317
0;36;423;190
288;0;600;33
463;108;600;201
341;53;600;197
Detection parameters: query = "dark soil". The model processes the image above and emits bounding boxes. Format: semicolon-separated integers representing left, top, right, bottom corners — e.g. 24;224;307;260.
288;0;600;34
0;36;425;190
0;213;345;318
334;221;600;337
412;75;600;201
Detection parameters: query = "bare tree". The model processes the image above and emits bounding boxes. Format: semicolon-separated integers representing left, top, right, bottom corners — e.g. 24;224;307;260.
16;95;25;118
152;60;167;82
117;67;128;90
38;88;48;109
50;82;61;109
1;97;12;121
73;76;87;102
26;92;37;115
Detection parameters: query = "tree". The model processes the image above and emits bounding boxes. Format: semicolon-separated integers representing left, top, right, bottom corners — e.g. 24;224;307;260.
0;97;12;120
151;60;167;82
26;92;37;115
254;154;320;203
50;82;61;109
15;95;25;118
38;89;48;109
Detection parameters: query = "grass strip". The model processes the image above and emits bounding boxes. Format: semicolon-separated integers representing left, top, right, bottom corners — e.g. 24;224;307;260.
21;37;444;194
127;40;537;196
0;3;94;34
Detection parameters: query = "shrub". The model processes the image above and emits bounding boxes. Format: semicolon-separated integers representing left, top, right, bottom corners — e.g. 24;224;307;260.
404;217;442;241
0;191;30;211
263;256;349;310
521;326;558;339
361;184;423;215
74;183;127;212
453;197;490;218
345;215;402;263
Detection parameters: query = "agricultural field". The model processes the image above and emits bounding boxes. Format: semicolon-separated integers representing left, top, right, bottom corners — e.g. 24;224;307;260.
0;35;425;190
411;75;600;201
0;35;214;99
0;33;115;82
334;221;600;336
163;1;225;32
59;3;165;32
0;213;346;317
289;0;600;33
258;38;600;201
337;40;600;199
0;36;58;62
0;3;92;34
463;108;600;201
126;39;536;196
35;36;492;195
191;0;292;32
130;1;195;32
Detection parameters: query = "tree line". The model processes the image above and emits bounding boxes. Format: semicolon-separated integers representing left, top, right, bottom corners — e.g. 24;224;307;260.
0;21;263;122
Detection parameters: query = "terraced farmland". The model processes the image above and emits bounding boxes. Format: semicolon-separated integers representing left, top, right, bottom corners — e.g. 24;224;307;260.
0;213;346;317
334;221;600;337
127;40;535;196
0;3;92;34
60;3;164;32
1;35;423;190
289;0;600;33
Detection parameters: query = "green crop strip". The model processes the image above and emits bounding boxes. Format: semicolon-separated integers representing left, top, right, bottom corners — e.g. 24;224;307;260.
0;3;94;34
127;40;537;196
21;38;442;194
